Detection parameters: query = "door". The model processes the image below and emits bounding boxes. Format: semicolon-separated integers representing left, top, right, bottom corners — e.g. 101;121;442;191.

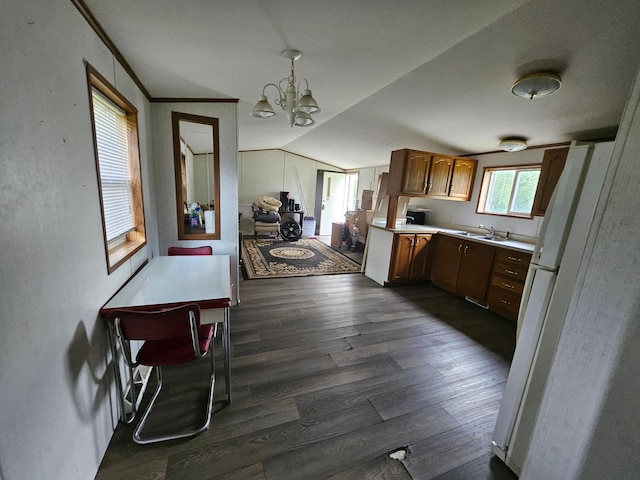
318;171;348;235
430;235;462;288
410;234;432;280
389;234;415;281
457;241;495;300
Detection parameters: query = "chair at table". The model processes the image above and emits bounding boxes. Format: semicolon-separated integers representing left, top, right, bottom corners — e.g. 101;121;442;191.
168;245;212;256
109;303;216;444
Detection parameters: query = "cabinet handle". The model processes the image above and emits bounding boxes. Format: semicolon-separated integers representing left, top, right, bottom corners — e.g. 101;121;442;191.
507;256;522;262
414;239;420;247
463;245;469;255
424;180;429;192
499;298;511;305
505;269;517;276
458;244;463;254
502;282;515;289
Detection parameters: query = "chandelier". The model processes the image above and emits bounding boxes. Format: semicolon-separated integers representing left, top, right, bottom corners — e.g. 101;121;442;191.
251;49;321;127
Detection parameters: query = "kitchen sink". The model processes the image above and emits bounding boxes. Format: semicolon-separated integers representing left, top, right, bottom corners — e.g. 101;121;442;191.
470;234;503;241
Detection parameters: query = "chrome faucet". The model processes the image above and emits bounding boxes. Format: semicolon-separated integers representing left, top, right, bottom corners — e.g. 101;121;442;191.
479;224;495;236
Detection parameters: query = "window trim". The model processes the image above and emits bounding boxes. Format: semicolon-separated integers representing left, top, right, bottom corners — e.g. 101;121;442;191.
476;163;541;219
86;62;146;274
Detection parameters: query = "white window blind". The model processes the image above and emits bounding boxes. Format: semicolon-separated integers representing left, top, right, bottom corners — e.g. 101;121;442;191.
92;89;134;241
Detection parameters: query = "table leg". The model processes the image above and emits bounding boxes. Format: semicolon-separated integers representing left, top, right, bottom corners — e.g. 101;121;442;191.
223;306;231;404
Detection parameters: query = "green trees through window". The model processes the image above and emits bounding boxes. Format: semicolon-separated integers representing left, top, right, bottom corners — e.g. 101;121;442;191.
478;166;540;217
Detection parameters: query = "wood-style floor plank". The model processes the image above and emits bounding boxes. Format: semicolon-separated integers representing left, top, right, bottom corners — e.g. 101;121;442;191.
95;274;518;480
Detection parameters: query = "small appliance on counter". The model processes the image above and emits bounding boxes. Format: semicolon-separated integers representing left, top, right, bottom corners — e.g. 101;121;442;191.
406;208;430;225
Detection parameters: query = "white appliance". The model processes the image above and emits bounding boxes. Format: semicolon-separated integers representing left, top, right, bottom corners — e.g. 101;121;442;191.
491;140;615;475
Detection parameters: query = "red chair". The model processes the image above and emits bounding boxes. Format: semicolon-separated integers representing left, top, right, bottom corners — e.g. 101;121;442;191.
168;246;212;256
109;303;216;444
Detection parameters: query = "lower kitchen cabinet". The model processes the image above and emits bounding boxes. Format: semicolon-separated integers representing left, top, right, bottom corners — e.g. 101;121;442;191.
430;234;496;301
389;233;432;282
486;248;532;321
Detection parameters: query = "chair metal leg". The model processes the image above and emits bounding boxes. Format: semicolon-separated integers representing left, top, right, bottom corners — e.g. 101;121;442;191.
132;339;216;445
108;322;137;424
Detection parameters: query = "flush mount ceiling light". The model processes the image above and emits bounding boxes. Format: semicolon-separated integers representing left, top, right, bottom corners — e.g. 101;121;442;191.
499;138;528;152
251;49;321;128
511;72;562;100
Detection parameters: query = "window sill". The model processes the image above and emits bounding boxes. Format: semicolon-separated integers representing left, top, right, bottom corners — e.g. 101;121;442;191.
107;238;146;274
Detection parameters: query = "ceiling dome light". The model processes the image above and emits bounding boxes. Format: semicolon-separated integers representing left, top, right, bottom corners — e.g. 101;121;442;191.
512;72;561;100
499;139;528;152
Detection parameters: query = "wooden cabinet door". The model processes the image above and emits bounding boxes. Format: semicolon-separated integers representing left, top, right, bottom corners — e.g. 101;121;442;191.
449;158;477;200
402;151;431;194
389;234;415;281
457;241;496;300
430;235;462;288
410;234;432;280
531;147;569;216
427;155;453;197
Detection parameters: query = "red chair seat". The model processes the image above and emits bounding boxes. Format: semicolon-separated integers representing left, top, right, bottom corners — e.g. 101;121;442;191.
137;325;214;366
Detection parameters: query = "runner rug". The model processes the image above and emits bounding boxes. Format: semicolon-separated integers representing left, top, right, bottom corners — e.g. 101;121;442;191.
241;238;361;279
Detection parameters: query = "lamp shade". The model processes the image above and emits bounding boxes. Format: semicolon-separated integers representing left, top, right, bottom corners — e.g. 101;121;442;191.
251;95;276;118
295;89;321;114
499;139;528;152
293;111;315;127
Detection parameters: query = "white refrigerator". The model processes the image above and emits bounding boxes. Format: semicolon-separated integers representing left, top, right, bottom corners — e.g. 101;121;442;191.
491;140;615;475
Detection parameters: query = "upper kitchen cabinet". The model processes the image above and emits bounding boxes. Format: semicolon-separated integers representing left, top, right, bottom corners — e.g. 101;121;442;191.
387;149;477;201
426;155;453;197
399;150;432;195
531;147;569;216
448;158;477;200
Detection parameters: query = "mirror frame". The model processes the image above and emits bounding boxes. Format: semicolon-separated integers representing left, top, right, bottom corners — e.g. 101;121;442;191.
172;111;221;240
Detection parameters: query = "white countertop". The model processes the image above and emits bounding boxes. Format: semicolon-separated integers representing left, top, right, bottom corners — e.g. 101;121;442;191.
369;223;535;253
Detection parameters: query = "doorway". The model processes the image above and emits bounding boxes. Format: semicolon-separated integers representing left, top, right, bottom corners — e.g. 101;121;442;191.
315;171;358;236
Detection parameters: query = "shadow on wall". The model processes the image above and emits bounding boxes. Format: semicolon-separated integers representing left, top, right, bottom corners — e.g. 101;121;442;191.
65;320;118;460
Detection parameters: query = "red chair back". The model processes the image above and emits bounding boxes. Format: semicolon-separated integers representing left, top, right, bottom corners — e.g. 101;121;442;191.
110;304;201;341
168;246;212;256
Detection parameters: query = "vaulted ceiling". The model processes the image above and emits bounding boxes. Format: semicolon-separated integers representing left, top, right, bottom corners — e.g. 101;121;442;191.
82;0;640;169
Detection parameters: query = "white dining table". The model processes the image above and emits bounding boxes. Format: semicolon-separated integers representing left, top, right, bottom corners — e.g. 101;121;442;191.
101;255;233;420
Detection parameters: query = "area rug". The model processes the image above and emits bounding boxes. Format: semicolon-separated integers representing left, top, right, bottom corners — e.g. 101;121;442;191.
241;238;362;279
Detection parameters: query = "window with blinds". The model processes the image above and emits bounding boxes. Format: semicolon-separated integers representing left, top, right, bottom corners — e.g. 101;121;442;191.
92;90;134;241
87;63;146;273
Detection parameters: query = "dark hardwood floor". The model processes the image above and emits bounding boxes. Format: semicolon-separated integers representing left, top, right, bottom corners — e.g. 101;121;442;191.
95;273;518;480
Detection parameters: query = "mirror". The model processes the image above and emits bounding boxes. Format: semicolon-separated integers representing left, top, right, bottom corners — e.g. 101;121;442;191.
172;112;220;240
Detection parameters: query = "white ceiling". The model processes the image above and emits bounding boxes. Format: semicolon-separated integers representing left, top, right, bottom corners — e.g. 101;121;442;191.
82;0;640;170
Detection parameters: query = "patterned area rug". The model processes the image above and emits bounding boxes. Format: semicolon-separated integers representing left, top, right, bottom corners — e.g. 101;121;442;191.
241;238;362;279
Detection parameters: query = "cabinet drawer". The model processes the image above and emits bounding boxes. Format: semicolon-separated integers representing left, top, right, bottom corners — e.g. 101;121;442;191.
495;249;531;266
493;261;528;280
487;287;521;317
491;274;524;294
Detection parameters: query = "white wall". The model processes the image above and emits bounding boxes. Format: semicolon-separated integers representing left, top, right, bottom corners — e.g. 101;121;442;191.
151;102;239;303
0;1;158;479
238;149;342;235
407;148;554;241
